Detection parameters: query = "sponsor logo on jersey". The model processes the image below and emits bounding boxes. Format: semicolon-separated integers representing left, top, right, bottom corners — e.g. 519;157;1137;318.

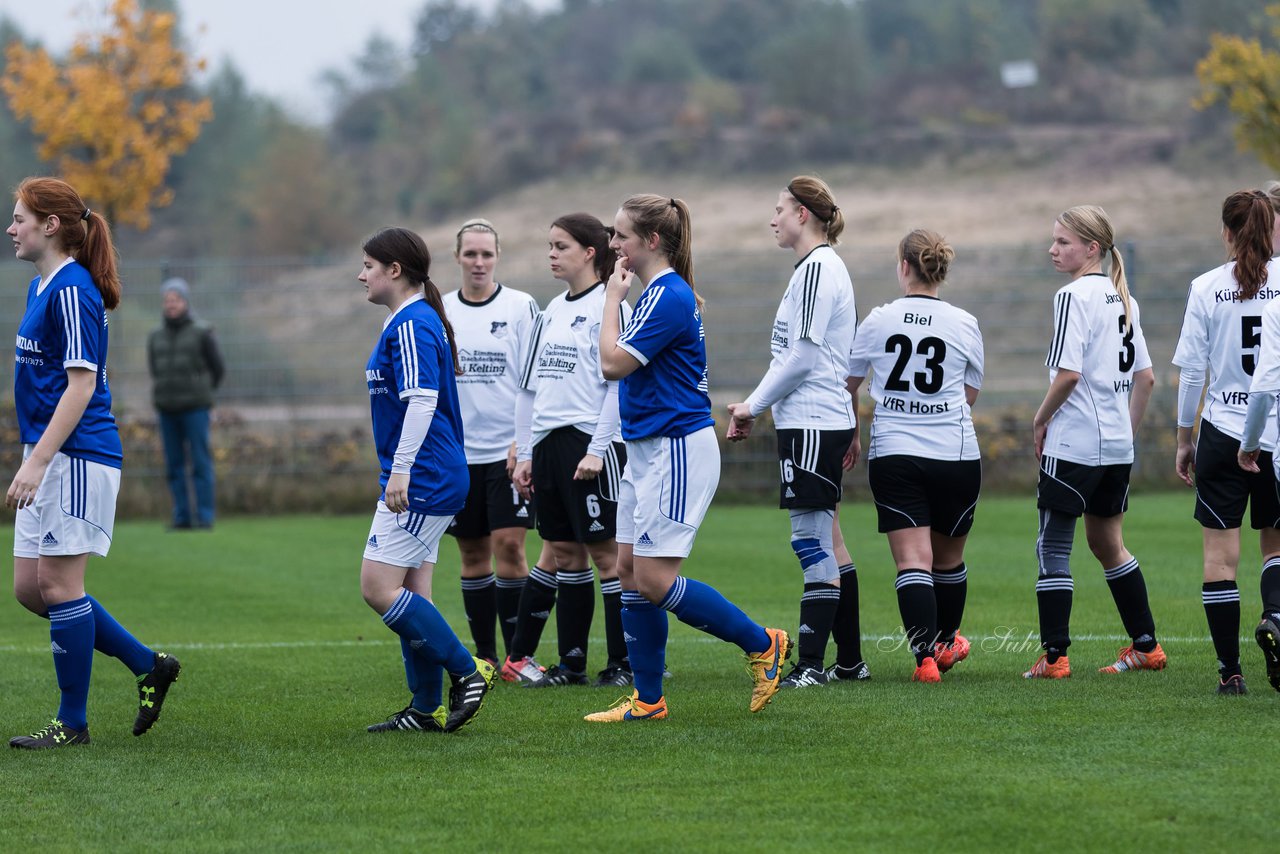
42;531;58;547
16;334;42;353
571;315;587;329
637;532;654;547
516;506;529;518
784;487;795;498
490;321;509;338
365;369;385;382
588;520;605;533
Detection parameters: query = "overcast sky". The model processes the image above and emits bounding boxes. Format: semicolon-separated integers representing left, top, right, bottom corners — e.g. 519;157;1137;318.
1;0;555;119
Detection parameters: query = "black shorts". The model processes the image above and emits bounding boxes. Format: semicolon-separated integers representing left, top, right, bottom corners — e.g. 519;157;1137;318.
447;460;533;539
867;455;981;535
1193;419;1280;530
776;428;856;510
1037;456;1129;518
532;427;625;544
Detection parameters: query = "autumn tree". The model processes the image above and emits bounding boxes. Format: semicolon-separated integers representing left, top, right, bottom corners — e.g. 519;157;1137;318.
1196;3;1280;170
0;0;211;229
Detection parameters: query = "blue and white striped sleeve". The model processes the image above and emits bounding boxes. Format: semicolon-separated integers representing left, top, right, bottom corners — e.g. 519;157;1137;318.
57;285;101;372
390;317;443;399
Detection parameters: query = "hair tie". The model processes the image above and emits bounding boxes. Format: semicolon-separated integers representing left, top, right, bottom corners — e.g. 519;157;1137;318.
669;198;677;208
81;208;91;221
830;205;839;213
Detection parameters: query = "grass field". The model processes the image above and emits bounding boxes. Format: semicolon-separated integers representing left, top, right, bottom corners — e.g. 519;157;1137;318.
0;491;1274;852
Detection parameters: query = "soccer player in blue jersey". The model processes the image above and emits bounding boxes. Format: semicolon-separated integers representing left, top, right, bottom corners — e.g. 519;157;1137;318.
7;177;180;749
584;194;792;723
358;227;495;734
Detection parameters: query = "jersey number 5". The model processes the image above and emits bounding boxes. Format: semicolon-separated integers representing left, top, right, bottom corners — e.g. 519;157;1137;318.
1242;315;1262;376
885;334;946;394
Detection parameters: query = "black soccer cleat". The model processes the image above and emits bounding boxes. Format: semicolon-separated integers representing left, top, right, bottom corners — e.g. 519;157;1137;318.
528;664;589;688
824;661;871;682
1256;614;1280;692
133;652;181;736
444;658;496;733
1216;673;1248;696
779;662;829;688
592;665;635;688
367;705;447;733
10;719;90;750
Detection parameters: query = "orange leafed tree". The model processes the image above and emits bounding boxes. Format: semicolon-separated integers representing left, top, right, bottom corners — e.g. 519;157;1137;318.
1196;3;1280;171
0;0;212;229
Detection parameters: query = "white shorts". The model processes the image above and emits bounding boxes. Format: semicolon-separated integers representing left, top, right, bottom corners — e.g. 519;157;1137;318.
616;426;720;559
14;450;120;559
362;501;454;569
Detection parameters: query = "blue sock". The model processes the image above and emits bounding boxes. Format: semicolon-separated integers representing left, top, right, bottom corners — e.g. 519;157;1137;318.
383;589;474;677
621;591;667;704
659;576;769;654
49;597;95;731
87;595;154;677
400;636;444;712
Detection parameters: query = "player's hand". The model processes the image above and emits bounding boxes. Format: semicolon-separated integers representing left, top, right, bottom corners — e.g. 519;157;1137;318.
6;457;48;510
843;432;861;470
725;402;754;441
513;459;534;500
1032;419;1048;462
606;257;634;299
574;454;603;481
506;442;518;479
1239;448;1262;474
384;473;410;514
1175;440;1196;486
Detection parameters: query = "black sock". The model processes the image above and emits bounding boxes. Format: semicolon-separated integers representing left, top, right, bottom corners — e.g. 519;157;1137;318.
1036;574;1073;661
895;569;936;665
555;568;594;673
600;578;628;669
1202;580;1241;677
798;582;840;667
933;562;968;644
1262;556;1280;616
1105;558;1157;652
460;573;497;662
509;566;557;660
495;576;526;658
832;563;863;667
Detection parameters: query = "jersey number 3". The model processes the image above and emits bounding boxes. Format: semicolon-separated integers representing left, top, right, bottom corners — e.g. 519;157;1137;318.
1118;315;1135;372
885;334;946;394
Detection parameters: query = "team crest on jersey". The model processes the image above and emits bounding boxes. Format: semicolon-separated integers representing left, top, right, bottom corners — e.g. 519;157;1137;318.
571;315;587;330
490;321;509;338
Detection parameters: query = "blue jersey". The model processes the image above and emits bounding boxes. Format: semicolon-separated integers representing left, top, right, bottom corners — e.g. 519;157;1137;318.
366;295;468;515
616;269;714;440
14;259;122;467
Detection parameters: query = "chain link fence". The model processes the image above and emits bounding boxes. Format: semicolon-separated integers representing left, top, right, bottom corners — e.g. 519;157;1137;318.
0;236;1222;516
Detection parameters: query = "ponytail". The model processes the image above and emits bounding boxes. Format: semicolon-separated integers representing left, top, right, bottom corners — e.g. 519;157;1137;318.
15;177;120;309
1222;189;1274;301
620;194;704;311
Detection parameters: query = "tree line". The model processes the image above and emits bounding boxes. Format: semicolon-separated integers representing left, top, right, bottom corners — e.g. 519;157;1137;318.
0;0;1272;259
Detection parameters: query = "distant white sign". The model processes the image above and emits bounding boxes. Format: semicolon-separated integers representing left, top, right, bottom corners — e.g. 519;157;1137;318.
1000;60;1039;89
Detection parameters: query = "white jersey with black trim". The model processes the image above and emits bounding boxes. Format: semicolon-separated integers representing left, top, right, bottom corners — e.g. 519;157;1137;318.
442;283;540;464
518;282;631;445
847;295;984;461
1042;273;1152;466
1246;297;1280;477
768;245;857;429
1172;259;1280;449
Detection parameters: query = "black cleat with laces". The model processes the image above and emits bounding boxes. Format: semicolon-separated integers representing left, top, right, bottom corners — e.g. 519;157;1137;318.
593;665;634;688
1257;614;1280;692
444;658;496;733
367;705;447;732
527;664;589;687
10;719;90;750
134;652;181;736
779;662;829;688
824;661;871;682
1216;673;1248;695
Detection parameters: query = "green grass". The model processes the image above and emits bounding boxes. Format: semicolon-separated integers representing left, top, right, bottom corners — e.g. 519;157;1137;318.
0;492;1273;852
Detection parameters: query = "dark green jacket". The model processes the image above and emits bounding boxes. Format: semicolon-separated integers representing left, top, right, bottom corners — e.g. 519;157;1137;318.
147;314;225;413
